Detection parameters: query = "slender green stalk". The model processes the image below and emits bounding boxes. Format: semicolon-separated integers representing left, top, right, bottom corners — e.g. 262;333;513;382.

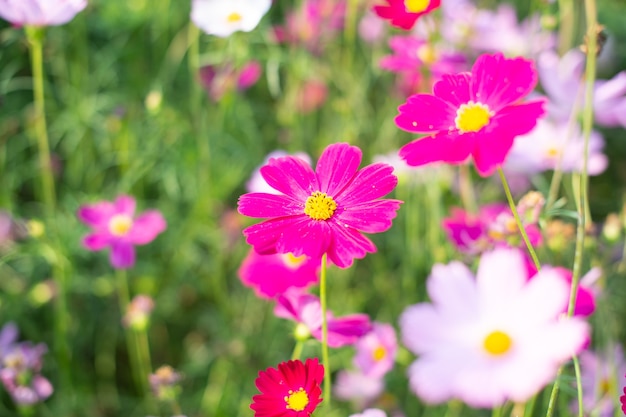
291;340;305;361
319;254;331;405
344;0;359;51
26;26;56;214
497;168;541;271
492;405;503;417
573;356;584;417
557;0;575;54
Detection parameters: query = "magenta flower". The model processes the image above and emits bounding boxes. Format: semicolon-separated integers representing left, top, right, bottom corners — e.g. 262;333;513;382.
396;53;546;176
237;143;402;268
353;322;397;378
0;0;87;26
77;195;166;269
275;291;372;348
238;249;320;299
372;0;441;30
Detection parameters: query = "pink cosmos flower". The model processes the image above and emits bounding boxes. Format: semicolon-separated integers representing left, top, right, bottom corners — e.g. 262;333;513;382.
400;249;589;407
0;0;87;27
396;53;546;177
275;291;371;348
576;345;626;417
372;0;441;30
334;370;384;406
237;143;402;268
77;195;167;269
247;151;312;194
238;249;320;299
353;322;397;378
251;358;324;417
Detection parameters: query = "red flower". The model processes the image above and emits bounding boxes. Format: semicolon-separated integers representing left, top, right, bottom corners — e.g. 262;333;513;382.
251;358;324;417
621;381;626;415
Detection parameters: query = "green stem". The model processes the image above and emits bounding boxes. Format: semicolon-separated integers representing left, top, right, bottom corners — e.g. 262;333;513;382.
319;254;331;405
26;26;56;214
497;168;541;271
291;340;305;361
573;356;583;417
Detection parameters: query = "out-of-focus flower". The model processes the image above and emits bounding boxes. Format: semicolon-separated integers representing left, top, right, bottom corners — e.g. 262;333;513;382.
372;0;441;30
372;151;454;188
273;0;346;53
545;219;575;252
0;0;87;26
576;345;626;417
358;10;386;44
199;60;262;102
538;49;626;128
0;211;27;249
543;267;596;317
334;369;384;406
400;248;589;407
0;323;18;360
149;365;182;402
504;119;608;177
238;249;320;299
516;191;544;226
251;358;324;417
77;195;167;269
295;79;329;114
0;342;53;405
396;53;545;177
467;5;555;58
246;151;312;194
350;409;388;417
123;295;155;330
191;0;271;38
443;203;542;255
353;322;397;378
237;143;402;268
275;291;371;347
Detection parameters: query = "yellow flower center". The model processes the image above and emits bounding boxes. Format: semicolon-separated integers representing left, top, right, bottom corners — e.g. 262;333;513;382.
455;101;492;133
417;44;437;65
599;378;611;395
404;0;430;13
372;346;386;361
304;192;337;221
108;214;133;237
483;330;512;356
282;253;307;269
284;387;309;411
545;147;560;158
227;12;242;23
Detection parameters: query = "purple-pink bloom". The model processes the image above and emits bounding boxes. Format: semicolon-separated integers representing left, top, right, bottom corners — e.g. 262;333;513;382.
396;53;546;176
77;195;166;269
0;322;18;360
237;143;402;268
0;342;53;405
275;291;371;348
238;249;320;299
0;0;87;26
353;322;397;378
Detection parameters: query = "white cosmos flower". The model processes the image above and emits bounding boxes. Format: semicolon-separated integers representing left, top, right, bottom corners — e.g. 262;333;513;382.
191;0;272;38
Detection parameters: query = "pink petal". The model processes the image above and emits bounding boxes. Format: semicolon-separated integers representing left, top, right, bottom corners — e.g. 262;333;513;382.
399;132;474;167
471;128;516;176
427;262;479;317
260;156;318;201
110;241;136;269
277;217;333;259
433;73;472;107
243;217;299;255
471;53;538;110
335;163;398;205
476;248;527;305
492;100;546;137
127;210;166;245
316;143;362;196
395;95;456;133
114;195;136;216
335;200;402;233
327;224;376;268
238;193;304;218
77;202;115;228
83;233;110;250
315;314;372;347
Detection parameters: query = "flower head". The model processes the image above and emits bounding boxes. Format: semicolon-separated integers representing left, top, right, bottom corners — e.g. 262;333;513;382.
149;365;182;403
251;358;324;417
238;143;402;268
123;294;155;330
77;195;167;269
0;0;87;26
275;291;371;347
396;53;545;176
0;342;53;405
199;60;262;102
353;322;397;378
576;345;626;417
400;248;589;407
372;0;441;30
238;249;320;299
191;0;271;38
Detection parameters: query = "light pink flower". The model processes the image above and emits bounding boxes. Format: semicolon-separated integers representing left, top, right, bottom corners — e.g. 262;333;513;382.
0;0;87;26
77;195;166;269
396;53;545;176
238;249;320;299
372;0;441;30
334;370;384;405
576;345;626;417
237;143;402;268
350;409;388;417
353;322;397;378
191;0;271;38
400;248;589;407
275;291;371;348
